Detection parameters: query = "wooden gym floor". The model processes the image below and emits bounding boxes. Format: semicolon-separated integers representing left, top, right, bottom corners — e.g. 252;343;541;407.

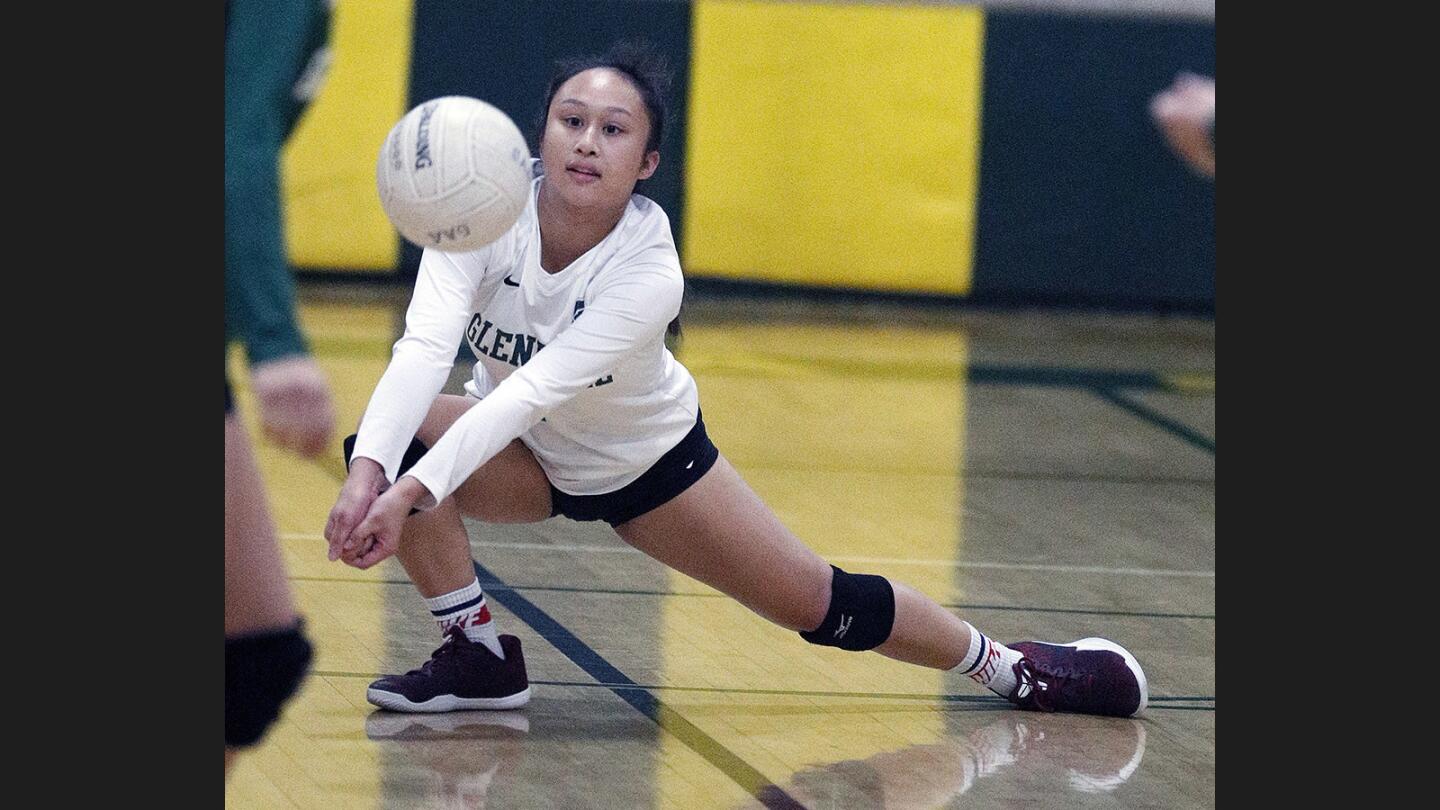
226;280;1215;808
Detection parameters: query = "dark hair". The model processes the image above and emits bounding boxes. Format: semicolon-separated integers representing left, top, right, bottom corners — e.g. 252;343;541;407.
537;41;682;341
534;40;673;158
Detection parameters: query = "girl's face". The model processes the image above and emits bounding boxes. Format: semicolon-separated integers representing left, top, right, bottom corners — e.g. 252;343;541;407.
540;68;659;210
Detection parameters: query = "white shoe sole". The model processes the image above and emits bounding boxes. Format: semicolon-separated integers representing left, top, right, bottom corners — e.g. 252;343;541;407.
365;709;531;739
1070;637;1149;716
366;686;532;713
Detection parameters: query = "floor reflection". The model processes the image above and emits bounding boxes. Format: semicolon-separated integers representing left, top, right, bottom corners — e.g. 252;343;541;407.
367;710;530;809
364;705;1147;809
745;712;1147;809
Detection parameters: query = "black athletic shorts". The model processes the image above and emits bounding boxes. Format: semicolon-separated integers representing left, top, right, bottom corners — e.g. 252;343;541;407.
550;410;720;527
341;410;719;528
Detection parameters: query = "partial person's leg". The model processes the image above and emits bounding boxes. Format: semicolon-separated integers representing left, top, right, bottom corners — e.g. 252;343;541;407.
225;415;313;768
225;415;299;635
615;454;1147;717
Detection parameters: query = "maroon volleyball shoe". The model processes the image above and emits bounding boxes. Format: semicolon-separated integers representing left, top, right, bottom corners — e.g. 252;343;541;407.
367;628;531;713
1005;637;1148;718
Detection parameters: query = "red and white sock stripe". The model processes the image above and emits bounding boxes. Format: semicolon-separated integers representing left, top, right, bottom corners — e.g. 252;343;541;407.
426;578;504;658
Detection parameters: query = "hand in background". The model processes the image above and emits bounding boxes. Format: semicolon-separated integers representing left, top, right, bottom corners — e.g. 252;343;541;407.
1150;72;1216;179
251;355;335;458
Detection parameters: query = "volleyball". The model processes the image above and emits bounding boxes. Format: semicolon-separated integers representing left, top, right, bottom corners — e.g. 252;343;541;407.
376;96;532;252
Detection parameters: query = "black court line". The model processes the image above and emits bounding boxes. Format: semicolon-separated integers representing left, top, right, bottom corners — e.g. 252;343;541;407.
517;679;1216;713
714;458;1215;485
313;670;1213;712
318;670;1214;714
961;469;1214;486
944;603;1214;620
299;452;1215;492
689;358;1213;394
1092;387;1216;455
479;585;1217;622
471;560;808;810
970;365;1172;390
293;576;1215;621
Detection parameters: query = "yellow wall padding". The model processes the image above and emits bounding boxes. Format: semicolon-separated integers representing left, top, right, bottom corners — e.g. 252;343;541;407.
281;0;415;272
684;0;985;295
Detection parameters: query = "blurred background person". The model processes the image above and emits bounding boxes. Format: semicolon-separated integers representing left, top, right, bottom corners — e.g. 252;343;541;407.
224;0;336;775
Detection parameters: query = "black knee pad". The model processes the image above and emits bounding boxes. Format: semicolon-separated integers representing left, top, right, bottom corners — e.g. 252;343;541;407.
799;565;895;651
343;433;430;515
342;433;429;476
225;623;314;747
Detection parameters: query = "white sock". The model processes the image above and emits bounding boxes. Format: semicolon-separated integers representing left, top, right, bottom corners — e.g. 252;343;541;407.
954;623;1022;698
426;579;504;659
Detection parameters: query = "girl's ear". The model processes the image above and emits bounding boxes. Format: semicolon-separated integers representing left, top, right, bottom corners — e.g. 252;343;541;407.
638;150;660;180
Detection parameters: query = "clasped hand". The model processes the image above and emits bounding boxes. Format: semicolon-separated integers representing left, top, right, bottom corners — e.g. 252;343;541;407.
324;457;429;569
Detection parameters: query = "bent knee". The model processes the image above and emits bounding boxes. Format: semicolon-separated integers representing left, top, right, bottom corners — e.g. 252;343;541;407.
798;565;896;651
751;561;832;632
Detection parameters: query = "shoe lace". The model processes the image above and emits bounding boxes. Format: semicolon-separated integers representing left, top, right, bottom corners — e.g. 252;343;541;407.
406;629;468;677
1015;657;1095;712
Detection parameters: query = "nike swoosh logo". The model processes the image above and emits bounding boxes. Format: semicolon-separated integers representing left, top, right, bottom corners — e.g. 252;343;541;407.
503;275;519;287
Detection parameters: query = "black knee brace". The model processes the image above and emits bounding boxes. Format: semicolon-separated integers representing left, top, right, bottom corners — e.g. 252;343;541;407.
226;623;313;747
342;433;429;476
343;433;430;515
799;565;895;651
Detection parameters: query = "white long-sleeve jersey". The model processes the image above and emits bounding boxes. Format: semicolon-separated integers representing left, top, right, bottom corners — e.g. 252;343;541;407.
350;173;699;508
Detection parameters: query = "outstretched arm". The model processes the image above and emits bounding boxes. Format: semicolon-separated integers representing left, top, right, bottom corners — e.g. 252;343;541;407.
404;263;683;508
325;247;489;557
339;263;683;569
